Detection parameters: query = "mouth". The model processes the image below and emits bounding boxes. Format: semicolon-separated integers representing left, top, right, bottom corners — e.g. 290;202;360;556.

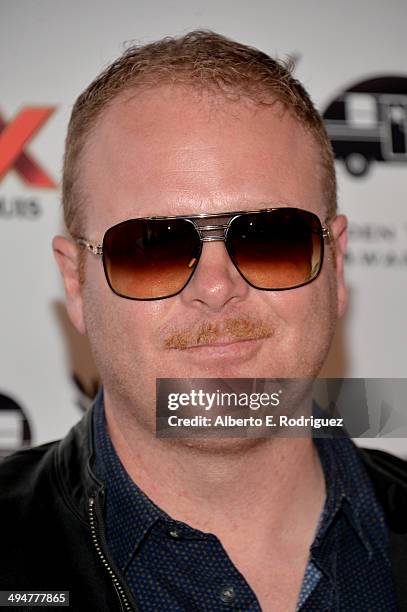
175;336;268;363
162;317;274;367
182;336;266;349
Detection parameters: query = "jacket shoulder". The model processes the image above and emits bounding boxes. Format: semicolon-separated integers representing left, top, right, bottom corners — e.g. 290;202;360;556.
358;447;407;533
0;441;59;502
360;447;407;482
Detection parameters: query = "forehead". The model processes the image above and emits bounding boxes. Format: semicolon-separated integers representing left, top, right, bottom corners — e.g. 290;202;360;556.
81;86;325;232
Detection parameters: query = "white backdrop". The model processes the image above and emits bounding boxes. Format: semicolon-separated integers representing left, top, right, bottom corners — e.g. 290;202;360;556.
0;0;406;456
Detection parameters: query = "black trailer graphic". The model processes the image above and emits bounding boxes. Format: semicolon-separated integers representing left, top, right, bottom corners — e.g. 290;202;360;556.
322;76;407;177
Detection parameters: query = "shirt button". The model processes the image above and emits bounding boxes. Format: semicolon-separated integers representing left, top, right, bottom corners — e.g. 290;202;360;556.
219;585;236;603
169;527;181;538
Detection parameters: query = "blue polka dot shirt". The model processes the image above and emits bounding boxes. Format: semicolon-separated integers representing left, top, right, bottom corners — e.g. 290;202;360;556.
92;393;398;610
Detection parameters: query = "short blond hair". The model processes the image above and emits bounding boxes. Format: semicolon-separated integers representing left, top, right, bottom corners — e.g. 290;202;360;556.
63;30;336;234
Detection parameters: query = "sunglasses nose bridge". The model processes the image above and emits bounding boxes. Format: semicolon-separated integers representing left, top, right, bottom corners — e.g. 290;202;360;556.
197;223;228;243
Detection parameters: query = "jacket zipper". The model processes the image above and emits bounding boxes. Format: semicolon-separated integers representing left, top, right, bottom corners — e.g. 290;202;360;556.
88;496;134;611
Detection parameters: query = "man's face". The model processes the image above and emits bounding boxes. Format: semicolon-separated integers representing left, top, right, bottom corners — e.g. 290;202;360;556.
55;86;347;431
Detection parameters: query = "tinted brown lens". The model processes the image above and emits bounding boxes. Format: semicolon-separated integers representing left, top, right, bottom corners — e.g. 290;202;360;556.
226;209;323;290
103;218;201;299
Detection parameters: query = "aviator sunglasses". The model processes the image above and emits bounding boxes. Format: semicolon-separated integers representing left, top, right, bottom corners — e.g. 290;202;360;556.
76;207;332;300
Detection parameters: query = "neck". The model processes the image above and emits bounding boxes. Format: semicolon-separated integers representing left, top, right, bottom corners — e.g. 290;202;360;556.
103;391;325;542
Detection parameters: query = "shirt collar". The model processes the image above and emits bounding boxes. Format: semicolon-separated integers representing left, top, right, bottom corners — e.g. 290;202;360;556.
311;435;388;577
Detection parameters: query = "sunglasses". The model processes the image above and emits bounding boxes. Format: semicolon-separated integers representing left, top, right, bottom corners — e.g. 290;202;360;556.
76;207;332;300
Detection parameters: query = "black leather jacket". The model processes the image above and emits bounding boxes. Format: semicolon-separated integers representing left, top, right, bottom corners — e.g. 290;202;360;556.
1;406;406;611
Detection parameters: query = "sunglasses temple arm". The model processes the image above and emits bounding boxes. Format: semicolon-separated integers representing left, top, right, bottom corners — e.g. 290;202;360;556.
322;226;332;241
76;238;103;257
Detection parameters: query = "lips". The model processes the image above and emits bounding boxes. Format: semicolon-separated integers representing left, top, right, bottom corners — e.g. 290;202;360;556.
180;336;268;350
176;336;268;365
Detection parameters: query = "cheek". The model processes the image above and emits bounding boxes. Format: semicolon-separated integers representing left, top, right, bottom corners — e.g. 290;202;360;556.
267;270;338;376
81;277;163;381
82;256;163;352
81;286;170;431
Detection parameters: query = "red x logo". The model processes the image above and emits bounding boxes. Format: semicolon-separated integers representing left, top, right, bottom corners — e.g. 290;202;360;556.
0;107;56;188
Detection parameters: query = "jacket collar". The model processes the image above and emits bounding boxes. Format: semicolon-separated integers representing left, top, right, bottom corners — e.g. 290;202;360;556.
56;400;104;523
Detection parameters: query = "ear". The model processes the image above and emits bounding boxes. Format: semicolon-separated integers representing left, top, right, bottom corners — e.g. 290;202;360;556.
330;214;348;318
52;236;87;335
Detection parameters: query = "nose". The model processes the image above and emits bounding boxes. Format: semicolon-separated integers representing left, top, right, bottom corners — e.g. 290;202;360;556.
180;239;250;312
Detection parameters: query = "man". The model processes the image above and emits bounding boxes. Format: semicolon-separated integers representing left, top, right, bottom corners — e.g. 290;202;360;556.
1;31;406;612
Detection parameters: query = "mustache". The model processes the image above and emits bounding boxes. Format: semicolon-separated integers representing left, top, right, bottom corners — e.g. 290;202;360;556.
163;317;274;350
